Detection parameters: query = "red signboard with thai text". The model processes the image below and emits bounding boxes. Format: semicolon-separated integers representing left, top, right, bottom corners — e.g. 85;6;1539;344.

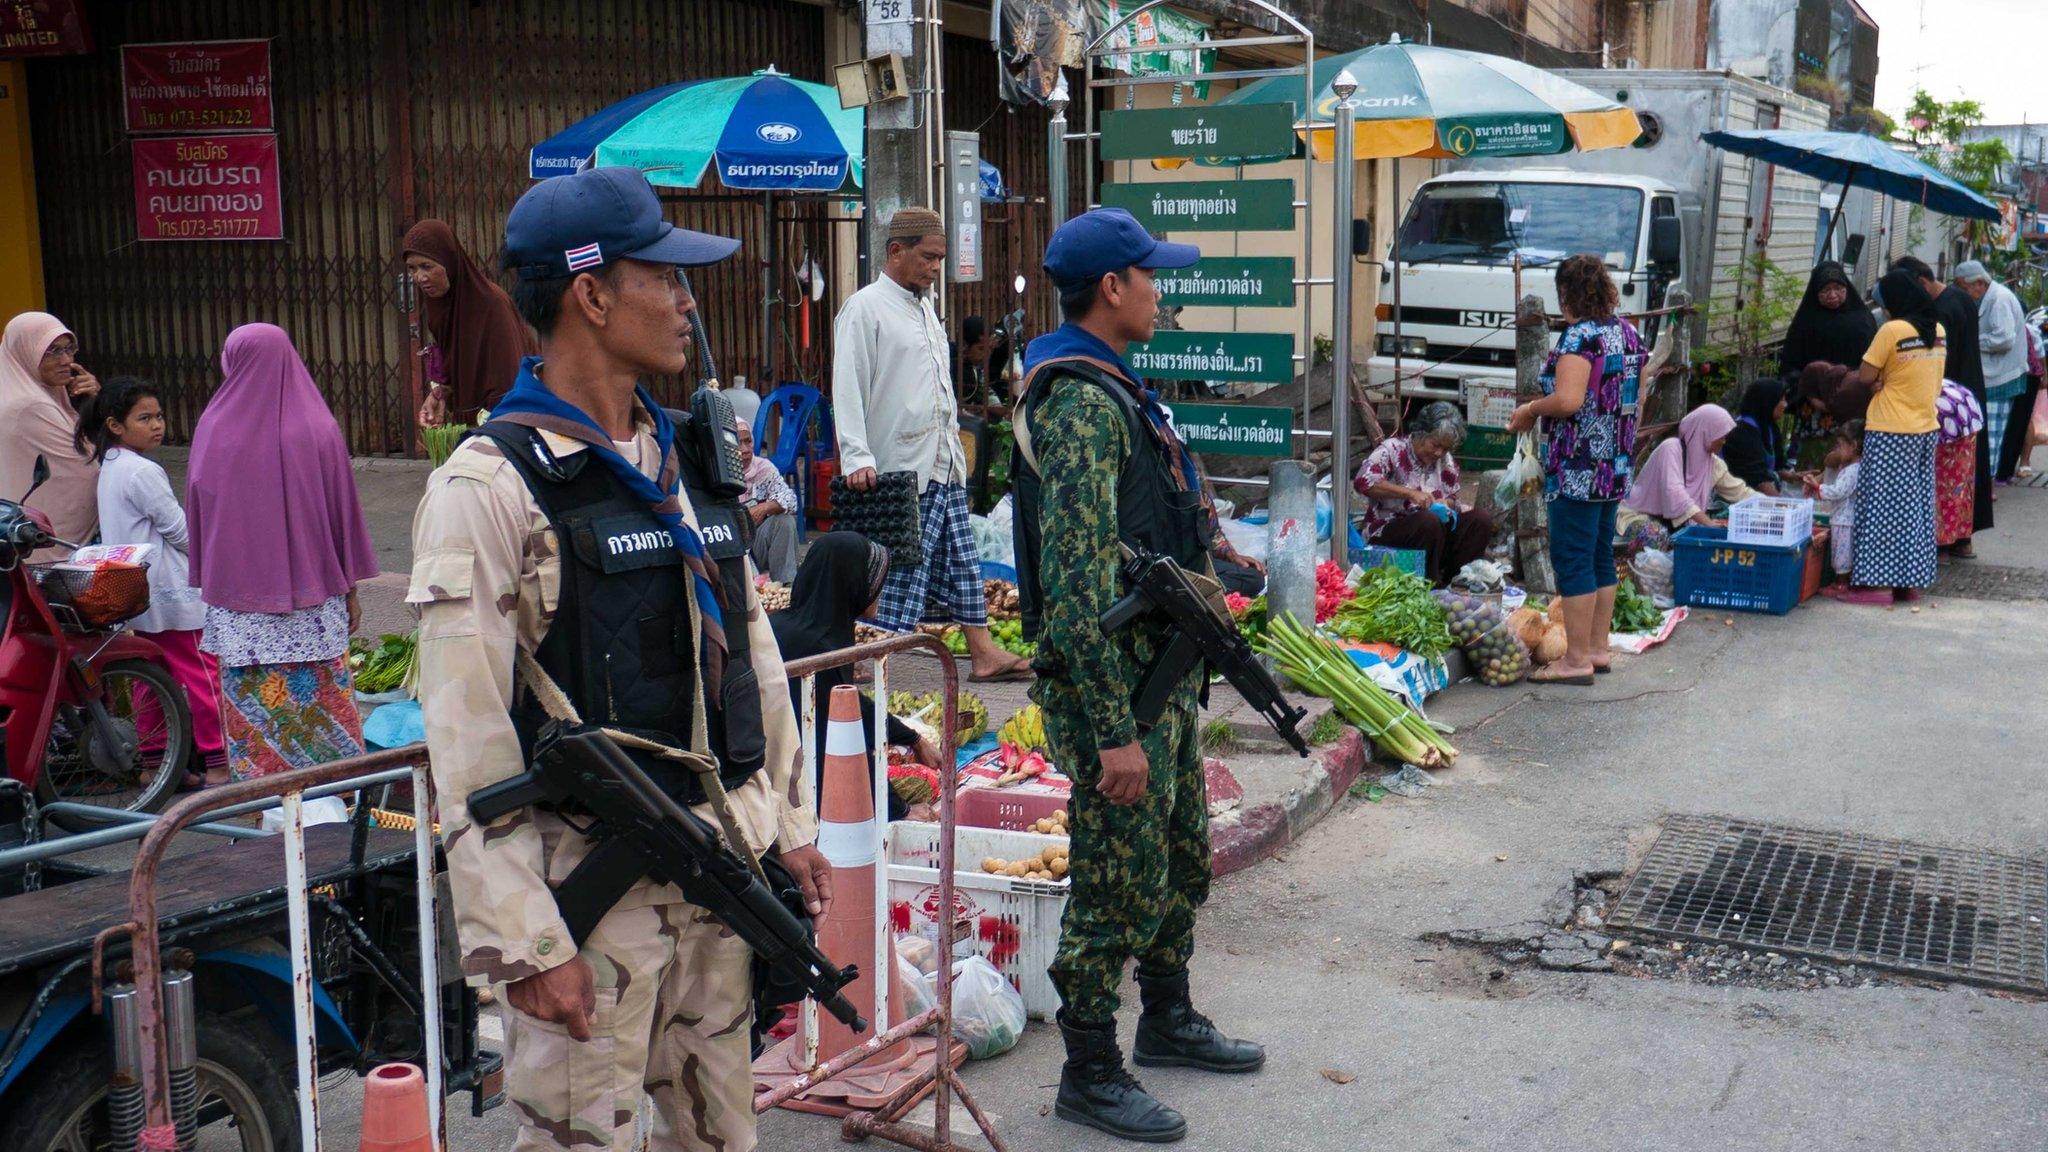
122;40;273;133
0;0;93;58
132;135;284;241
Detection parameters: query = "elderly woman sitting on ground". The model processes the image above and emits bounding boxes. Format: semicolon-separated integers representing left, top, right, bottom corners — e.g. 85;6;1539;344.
1352;402;1496;587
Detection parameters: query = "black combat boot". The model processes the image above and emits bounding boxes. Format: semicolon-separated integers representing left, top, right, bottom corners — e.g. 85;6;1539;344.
1132;969;1266;1073
1055;1015;1188;1143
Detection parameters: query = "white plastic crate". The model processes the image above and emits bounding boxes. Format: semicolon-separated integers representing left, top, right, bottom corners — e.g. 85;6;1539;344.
887;821;1068;1019
1726;495;1813;547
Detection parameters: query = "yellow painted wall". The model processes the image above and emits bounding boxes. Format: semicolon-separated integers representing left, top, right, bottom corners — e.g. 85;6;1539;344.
0;60;44;317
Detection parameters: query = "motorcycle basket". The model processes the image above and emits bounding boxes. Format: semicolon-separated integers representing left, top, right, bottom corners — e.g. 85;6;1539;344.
30;561;152;631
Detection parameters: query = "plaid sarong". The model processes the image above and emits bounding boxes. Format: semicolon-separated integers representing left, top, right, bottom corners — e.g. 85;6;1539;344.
872;481;988;630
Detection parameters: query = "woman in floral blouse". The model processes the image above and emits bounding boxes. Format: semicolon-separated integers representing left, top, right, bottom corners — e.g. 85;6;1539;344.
1353;402;1494;586
1507;254;1642;685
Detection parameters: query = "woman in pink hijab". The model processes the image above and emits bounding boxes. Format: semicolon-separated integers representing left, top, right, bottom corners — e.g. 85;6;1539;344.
1623;404;1744;529
188;323;380;782
0;312;102;557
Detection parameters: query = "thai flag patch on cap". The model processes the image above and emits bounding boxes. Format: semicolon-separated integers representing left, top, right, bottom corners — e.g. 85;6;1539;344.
564;242;604;271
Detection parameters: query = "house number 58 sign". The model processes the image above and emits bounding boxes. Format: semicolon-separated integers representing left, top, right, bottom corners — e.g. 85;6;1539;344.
866;0;912;25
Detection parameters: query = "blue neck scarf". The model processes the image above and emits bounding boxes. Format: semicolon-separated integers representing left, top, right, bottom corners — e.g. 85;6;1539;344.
1024;324;1202;494
490;356;728;682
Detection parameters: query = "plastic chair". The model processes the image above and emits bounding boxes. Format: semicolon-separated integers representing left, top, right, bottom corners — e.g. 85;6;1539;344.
755;383;825;541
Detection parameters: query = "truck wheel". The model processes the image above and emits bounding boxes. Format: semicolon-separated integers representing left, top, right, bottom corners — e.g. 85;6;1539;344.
0;1010;299;1152
37;658;194;831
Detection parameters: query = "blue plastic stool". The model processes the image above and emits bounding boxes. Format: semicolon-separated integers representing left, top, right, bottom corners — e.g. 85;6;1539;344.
755;383;825;542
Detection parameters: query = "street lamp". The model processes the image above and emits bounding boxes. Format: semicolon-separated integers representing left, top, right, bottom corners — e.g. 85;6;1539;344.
1328;67;1359;565
1048;74;1071;230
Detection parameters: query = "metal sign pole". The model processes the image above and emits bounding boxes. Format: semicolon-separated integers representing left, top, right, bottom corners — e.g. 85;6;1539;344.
1048;76;1070;230
1328;71;1358;564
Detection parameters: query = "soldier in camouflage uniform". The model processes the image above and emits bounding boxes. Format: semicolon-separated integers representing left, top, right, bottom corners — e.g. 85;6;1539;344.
1013;208;1265;1144
412;168;831;1152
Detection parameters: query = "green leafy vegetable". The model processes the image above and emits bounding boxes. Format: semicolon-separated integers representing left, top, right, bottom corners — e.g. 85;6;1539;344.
1612;577;1664;634
349;631;418;694
1328;566;1454;658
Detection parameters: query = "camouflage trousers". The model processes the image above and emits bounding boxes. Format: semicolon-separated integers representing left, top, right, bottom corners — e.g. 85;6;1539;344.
501;893;756;1152
1041;697;1210;1027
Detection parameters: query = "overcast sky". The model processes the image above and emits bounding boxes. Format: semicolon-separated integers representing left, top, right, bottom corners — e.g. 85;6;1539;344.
1858;0;2047;125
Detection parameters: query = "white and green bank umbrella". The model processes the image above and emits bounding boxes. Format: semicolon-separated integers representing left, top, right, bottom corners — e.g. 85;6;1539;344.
1211;36;1642;162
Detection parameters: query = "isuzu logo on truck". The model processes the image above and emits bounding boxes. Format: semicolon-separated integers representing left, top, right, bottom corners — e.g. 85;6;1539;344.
1459;310;1515;329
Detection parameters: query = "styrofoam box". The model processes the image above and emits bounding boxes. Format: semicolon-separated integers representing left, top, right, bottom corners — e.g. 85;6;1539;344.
887;821;1069;1019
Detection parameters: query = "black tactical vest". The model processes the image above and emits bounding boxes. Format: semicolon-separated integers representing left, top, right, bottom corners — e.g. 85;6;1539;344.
1012;357;1210;640
477;423;763;804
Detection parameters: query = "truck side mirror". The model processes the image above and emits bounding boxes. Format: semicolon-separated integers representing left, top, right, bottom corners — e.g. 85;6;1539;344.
1648;217;1682;268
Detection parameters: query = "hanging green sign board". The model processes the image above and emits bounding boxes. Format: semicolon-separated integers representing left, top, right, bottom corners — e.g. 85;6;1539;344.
1166;402;1295;457
1099;103;1297;161
1128;330;1294;385
1154;257;1296;308
1099;179;1294;232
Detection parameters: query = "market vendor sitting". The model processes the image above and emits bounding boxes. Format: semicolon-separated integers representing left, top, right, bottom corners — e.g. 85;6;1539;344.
1352;402;1495;587
1620;403;1755;541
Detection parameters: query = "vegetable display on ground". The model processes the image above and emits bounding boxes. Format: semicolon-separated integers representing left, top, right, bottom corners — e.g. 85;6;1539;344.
1613;576;1664;634
1329;565;1454;658
348;632;417;695
1255;613;1457;770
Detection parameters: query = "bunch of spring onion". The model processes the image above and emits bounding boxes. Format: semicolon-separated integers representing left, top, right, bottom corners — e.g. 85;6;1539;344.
1255;612;1457;770
423;423;472;467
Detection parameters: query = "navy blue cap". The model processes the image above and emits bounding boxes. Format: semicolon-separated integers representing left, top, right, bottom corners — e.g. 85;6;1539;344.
504;166;741;280
1043;207;1199;287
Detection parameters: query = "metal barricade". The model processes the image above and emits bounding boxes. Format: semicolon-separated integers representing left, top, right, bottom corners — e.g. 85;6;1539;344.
756;634;1008;1152
95;747;443;1152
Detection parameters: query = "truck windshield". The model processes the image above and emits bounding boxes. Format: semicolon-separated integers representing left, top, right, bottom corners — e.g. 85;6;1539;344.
1397;182;1644;270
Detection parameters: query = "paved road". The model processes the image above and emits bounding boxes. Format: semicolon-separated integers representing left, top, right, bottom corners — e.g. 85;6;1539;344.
317;478;2048;1151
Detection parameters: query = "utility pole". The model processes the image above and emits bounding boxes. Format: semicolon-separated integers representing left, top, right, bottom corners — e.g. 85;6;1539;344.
862;0;940;285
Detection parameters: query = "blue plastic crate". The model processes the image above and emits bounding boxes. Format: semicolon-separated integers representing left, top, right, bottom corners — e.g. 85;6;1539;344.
1351;543;1428;579
1671;524;1806;615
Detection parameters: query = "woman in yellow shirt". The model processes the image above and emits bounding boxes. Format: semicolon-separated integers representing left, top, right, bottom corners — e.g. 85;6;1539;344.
1841;268;1944;602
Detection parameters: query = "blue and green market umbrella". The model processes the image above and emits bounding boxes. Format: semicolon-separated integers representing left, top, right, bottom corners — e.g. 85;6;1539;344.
529;68;863;191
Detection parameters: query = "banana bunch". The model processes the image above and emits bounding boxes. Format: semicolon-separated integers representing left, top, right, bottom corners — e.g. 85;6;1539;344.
886;690;990;745
997;704;1049;755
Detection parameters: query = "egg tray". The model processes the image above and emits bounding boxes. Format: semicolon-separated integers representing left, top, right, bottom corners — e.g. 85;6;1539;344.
828;469;925;566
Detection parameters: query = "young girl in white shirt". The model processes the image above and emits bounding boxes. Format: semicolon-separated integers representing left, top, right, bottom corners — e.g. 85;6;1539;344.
79;378;227;787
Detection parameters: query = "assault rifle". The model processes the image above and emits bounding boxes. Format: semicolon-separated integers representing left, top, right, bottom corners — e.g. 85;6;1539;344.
468;724;868;1031
1100;548;1310;757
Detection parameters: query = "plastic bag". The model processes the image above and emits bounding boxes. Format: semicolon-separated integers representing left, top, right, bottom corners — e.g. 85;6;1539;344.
362;700;424;750
1434;590;1529;686
930;955;1025;1059
259;794;350;833
969;514;1014;569
896;951;935;1021
1494;432;1542;508
1630;549;1676;608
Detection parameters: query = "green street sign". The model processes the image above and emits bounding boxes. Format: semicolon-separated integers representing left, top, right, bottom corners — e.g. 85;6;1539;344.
1154;257;1296;308
1128;330;1295;385
1100;103;1297;161
1100;179;1295;232
1167;401;1295;457
1436;117;1567;158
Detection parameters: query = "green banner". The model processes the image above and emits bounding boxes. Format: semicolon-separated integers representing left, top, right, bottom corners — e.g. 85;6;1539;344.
1128;330;1294;384
1100;104;1296;161
1436;117;1568;158
1154;257;1295;307
1167;401;1295;457
1100;179;1294;232
1095;0;1216;99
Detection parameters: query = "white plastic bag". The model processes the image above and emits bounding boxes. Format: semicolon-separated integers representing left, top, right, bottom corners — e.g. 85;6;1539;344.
928;955;1025;1059
260;794;350;834
969;514;1014;569
1494;432;1542;508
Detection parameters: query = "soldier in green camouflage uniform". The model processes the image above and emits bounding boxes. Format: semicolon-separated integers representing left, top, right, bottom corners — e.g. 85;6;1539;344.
1015;208;1265;1144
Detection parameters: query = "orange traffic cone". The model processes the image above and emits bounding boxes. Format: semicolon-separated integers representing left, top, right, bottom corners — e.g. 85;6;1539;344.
752;684;954;1114
358;1062;433;1152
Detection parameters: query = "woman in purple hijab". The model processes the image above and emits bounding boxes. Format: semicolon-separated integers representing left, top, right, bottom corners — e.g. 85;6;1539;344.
187;323;380;782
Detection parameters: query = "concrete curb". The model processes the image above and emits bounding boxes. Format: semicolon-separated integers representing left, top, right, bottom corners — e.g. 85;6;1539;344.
1208;727;1369;879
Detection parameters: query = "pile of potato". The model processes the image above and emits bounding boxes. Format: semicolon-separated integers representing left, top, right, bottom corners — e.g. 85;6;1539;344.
984;579;1021;620
760;582;792;612
982;841;1069;880
1027;809;1069;836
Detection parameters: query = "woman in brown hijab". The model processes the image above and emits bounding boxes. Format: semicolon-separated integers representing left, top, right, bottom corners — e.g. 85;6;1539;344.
401;219;535;426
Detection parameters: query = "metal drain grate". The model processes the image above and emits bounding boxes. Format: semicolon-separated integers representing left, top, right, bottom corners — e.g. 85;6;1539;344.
1608;815;2048;992
1932;563;2048;602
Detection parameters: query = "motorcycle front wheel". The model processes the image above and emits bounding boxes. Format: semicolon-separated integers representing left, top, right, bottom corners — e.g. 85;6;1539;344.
38;657;194;830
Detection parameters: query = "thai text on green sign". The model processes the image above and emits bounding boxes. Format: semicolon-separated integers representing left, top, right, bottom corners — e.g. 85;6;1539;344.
1437;117;1566;158
1099;179;1294;232
1128;330;1294;384
1154;257;1295;307
1100;103;1297;161
1167;401;1295;457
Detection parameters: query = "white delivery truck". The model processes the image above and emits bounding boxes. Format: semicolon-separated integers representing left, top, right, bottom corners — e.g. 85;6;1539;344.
1363;70;1901;453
